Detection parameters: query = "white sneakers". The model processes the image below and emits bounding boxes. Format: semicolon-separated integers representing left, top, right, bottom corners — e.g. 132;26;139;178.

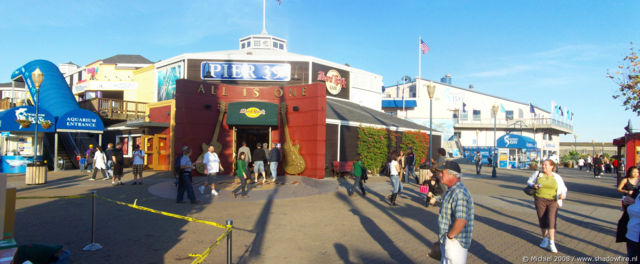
539;237;558;253
549;242;558;253
212;190;219;196
539;237;549;248
198;186;205;194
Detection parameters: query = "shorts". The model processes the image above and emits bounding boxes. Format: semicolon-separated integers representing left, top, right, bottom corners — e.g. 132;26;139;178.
253;161;265;174
207;172;218;185
133;164;144;175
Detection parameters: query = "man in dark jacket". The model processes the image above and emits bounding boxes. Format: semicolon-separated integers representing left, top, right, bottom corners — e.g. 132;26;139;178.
268;142;281;183
593;154;603;178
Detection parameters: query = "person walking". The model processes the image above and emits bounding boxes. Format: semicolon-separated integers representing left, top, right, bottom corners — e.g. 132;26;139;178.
112;143;125;185
177;147;198;204
200;145;223;196
252;143;267;184
593;154;603;178
616;167;640;243
238;141;251;178
586;155;593;172
104;143;114;180
233;152;249;198
131;145;145;185
398;150;406;183
85;145;95;173
437;161;474;263
90;146;108;181
350;154;366;196
268;142;281;183
263;142;270;178
474;151;482;175
405;148;417;184
387;151;403;206
526;159;568;253
578;157;585;171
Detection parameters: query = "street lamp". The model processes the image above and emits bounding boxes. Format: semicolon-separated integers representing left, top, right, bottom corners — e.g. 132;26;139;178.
427;81;436;167
492;103;499;178
32;68;43;165
573;134;577;152
475;129;479;146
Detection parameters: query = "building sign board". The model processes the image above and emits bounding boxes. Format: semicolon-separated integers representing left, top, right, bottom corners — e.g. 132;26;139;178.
227;102;278;126
201;62;291;81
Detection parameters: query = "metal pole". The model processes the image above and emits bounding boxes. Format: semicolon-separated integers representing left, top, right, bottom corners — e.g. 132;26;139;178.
82;191;102;251
492;114;497;178
227;219;233;264
34;90;39;164
54;133;59;171
429;98;433;167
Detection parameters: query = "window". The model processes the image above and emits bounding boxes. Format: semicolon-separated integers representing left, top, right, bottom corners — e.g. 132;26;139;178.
506;110;514;121
273;41;278;48
452;112;459;122
548;134;553;140
461;111;468;121
241;43;246;49
247;41;251;47
254;40;260;47
473;110;481;121
543;133;547;140
279;43;284;49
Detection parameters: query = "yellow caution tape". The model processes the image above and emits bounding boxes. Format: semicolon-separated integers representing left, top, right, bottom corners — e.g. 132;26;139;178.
97;196;228;229
17;194;93;200
189;226;232;264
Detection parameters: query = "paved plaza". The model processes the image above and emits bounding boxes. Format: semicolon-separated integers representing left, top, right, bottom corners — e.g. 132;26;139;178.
8;163;628;263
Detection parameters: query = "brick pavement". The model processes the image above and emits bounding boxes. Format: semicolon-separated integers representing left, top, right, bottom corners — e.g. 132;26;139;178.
7;164;628;263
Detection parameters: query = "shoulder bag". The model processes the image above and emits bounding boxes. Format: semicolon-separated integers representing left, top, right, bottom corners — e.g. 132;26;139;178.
523;171;541;196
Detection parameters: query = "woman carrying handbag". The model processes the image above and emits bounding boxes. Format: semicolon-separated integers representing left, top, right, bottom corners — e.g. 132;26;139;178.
525;159;568;253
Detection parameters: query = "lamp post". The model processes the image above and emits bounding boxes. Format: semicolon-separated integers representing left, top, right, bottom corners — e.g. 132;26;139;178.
427;81;436;166
492;103;499;178
32;68;43;165
475;129;479;146
573;134;577;153
532;121;538;162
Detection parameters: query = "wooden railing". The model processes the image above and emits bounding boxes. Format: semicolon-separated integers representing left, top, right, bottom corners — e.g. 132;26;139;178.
78;98;147;121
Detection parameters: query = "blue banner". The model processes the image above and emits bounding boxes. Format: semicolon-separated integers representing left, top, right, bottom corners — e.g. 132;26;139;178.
201;62;290;81
497;134;537;149
0;106;55;133
55;109;104;132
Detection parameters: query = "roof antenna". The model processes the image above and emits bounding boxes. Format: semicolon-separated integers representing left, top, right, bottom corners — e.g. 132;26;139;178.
262;0;268;34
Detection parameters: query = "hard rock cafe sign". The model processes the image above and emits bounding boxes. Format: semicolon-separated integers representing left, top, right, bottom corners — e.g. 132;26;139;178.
241;107;266;118
317;69;346;95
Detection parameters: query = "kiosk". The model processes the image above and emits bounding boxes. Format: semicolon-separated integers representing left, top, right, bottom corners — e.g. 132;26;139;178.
0;106;55;173
496;134;538;169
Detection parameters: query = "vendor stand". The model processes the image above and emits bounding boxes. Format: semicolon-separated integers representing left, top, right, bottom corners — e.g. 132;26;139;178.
0;106;55;174
496;133;538;169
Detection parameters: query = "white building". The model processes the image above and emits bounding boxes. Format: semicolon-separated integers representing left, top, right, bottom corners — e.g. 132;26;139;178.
383;77;573;167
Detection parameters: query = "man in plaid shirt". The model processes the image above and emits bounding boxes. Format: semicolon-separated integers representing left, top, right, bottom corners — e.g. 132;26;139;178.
437;161;474;263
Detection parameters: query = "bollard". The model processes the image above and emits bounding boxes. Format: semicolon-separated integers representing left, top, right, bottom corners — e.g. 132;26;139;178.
227;219;233;264
82;191;102;251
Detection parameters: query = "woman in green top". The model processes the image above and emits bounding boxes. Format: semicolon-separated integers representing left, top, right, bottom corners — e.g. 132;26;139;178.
526;159;568;253
234;152;249;198
350;154;366;196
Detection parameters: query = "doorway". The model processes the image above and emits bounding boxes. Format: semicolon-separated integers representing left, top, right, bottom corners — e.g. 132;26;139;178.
234;127;271;162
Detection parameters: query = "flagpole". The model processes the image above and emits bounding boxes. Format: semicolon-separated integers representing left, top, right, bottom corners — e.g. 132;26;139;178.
418;36;422;80
262;0;267;34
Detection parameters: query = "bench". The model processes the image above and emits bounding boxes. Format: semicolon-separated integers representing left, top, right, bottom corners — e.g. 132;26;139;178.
332;161;354;177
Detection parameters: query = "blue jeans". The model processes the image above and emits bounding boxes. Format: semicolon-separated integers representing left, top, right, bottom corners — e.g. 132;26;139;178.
390;175;403;194
177;171;196;203
405;165;416;183
351;175;364;194
270;162;278;181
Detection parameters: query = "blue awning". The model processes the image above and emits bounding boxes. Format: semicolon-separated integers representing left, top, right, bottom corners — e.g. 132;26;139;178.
497;134;537;149
0;106;56;133
382;99;417;108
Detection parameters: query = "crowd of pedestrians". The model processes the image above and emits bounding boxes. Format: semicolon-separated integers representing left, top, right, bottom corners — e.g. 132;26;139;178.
83;142;143;186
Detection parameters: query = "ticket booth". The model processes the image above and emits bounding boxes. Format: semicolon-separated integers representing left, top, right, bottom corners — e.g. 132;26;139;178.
0;106;55;173
496;134;538;169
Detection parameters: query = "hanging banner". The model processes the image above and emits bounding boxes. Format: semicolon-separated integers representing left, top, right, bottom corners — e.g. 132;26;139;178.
0;106;55;133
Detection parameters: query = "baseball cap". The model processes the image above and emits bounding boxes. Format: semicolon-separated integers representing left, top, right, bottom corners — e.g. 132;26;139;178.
441;161;461;174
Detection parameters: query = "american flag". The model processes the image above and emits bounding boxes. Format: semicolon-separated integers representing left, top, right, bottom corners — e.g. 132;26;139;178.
420;39;429;54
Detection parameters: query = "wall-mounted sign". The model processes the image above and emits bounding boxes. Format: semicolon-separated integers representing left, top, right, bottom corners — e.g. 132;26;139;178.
56;109;105;132
227;102;278;126
241;107;266;118
317;69;346;95
157;62;184;101
200;62;291;81
0;106;55;133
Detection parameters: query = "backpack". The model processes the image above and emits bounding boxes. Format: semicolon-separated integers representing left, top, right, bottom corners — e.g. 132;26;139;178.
174;154;183;175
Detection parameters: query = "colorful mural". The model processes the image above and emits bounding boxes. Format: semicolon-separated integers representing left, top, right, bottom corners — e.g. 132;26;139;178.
157;63;183;101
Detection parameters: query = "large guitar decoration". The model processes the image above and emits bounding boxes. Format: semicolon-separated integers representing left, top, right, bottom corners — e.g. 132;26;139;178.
280;102;306;174
196;101;227;174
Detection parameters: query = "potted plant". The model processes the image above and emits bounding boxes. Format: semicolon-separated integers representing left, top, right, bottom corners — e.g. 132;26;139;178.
41;120;52;129
16;119;31;128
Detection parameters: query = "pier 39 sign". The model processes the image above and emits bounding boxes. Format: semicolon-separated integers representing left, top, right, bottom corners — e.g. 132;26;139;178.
201;62;291;81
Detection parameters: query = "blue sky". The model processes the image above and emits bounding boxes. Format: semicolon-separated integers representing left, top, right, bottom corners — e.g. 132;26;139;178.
1;0;639;143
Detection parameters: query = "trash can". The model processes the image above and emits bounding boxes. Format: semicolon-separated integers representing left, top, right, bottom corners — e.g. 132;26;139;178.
26;163;47;185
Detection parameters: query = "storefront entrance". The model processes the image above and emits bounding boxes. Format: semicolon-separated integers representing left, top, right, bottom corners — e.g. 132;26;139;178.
142;134;169;171
234;127;270;162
